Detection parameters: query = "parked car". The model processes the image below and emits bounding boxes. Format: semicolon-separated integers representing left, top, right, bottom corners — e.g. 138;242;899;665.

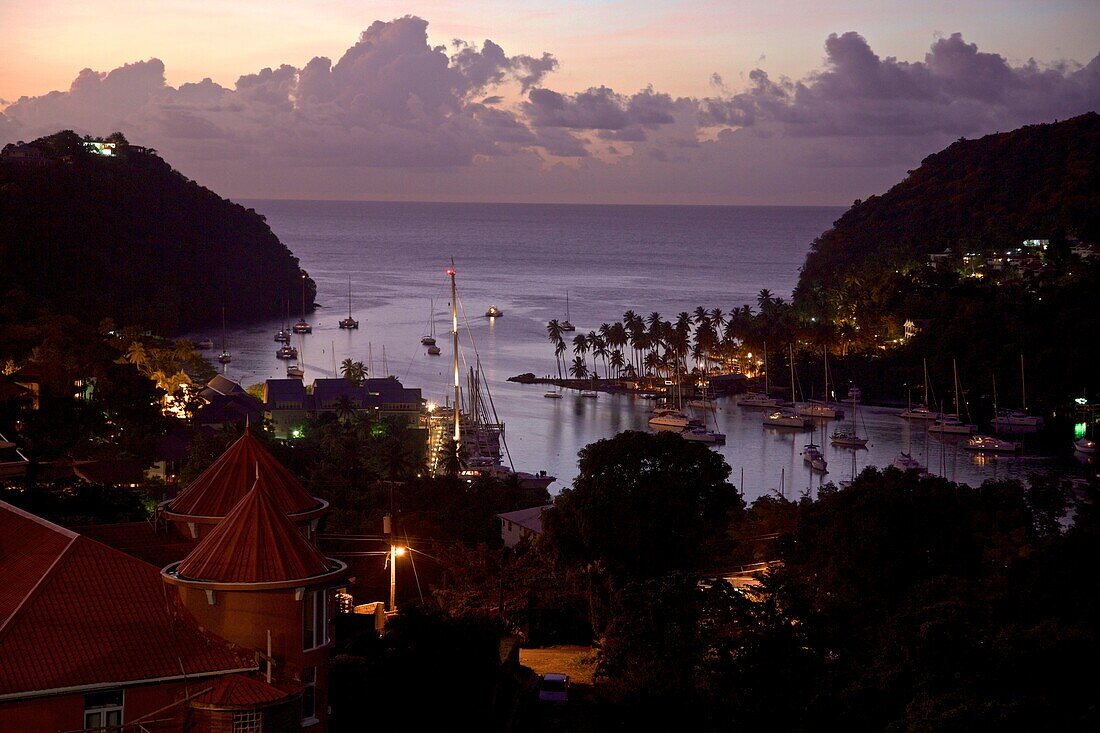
537;673;569;703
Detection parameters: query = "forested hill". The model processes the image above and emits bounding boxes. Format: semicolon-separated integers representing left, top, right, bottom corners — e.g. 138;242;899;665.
795;113;1100;303
0;131;315;334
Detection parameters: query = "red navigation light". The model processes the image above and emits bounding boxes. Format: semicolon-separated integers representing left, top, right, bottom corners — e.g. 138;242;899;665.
445;267;455;276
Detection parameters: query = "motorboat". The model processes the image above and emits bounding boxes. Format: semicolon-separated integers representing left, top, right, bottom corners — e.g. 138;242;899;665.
928;415;976;435
427;344;441;356
286;363;304;379
736;392;781;408
830;427;868;448
544;390;563;399
763;411;813;429
892;451;929;475
339;277;358;329
580;390;598;399
681;426;726;444
276;345;298;360
196;338;214;350
1074;438;1098;455
274;329;291;343
964;435;1021;453
802;444;828;473
485;305;503;318
292;320;312;334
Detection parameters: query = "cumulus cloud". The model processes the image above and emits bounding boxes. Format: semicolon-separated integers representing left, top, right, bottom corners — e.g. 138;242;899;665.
1;20;1096;203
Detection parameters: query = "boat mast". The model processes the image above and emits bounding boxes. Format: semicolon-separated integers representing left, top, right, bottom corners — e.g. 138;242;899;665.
923;358;930;406
952;358;961;417
763;340;769;395
823;346;829;404
1020;353;1027;413
565;291;570;320
449;261;460;443
789;343;796;406
347;276;353;319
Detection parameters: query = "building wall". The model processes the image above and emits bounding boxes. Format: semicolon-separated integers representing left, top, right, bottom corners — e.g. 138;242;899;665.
0;678;210;733
176;586;334;730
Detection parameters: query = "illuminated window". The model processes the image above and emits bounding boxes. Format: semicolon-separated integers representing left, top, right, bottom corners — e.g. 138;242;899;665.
84;689;123;731
233;710;262;732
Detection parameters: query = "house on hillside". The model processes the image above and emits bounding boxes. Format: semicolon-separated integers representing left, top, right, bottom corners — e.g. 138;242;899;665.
194;375;264;430
497;505;553;547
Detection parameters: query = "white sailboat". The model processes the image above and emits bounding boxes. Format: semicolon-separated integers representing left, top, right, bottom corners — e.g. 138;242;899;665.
561;291;576;332
763;345;813;429
293;276;312;333
928;359;976;434
217;307;232;364
830;389;868;447
900;358;941;420
798;346;844;419
737;341;781;407
992;354;1043;432
339;276;359;329
422;299;438;346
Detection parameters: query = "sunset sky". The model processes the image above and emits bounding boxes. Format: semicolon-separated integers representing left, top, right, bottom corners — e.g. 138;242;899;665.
2;1;1097;204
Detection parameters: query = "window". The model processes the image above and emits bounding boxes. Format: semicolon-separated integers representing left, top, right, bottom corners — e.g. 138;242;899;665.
84;689;123;731
302;589;327;650
301;667;317;723
233;710;263;733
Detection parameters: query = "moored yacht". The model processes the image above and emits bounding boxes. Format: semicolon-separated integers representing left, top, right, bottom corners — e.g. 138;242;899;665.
274;328;291;343
964;435;1021;453
276;344;298;360
928;415;977;435
560;292;576;332
543;390;563;399
196;338;214;350
339;277;358;329
736;392;781;408
427;344;441;356
797;401;844;419
485;305;503;318
900;404;941;420
992;409;1043;432
1074;438;1097;455
763;410;814;429
649;407;697;431
292;319;312;334
286;363;304;379
892;451;929;475
802;443;828;473
830;426;868;448
681;426;726;444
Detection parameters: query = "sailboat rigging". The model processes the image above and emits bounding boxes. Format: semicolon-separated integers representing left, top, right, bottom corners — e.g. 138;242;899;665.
339;276;359;329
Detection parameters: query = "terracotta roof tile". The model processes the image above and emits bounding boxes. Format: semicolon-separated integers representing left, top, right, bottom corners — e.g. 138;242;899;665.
192;673;299;708
0;502;254;698
168;430;319;519
176;478;333;584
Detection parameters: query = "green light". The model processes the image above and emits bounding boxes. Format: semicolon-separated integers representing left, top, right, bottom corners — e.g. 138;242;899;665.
1074;422;1087;439
291;427;303;439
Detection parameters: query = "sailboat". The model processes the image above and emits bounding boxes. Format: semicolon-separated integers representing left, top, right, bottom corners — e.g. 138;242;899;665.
737;342;780;407
892;451;929;475
763;345;813;429
830;388;868;447
682;389;726;444
293;276;312;333
900;358;940;419
649;364;698;430
928;359;977;434
992;354;1043;432
442;261;555;489
560;292;576;332
798;346;844;419
217;307;232;364
802;443;828;473
339;277;359;329
275;301;291;342
422;299;438;346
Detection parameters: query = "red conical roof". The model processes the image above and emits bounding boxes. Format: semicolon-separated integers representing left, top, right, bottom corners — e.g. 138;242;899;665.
176;477;333;583
169;430;319;519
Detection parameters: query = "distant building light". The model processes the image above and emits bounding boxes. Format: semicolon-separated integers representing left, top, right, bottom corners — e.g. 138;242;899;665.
83;141;117;156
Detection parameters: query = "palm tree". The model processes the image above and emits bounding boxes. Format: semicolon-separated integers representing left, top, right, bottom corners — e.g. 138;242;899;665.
609;349;625;377
340;359;366;385
572;333;589;371
335;394;358;424
592;334;609;379
569;356;589;379
757;289;774;311
692;306;710;328
547;319;562;346
709;308;725;330
554;339;567;379
125;342;149;374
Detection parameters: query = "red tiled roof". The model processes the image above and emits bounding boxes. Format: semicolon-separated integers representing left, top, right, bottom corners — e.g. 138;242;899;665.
0;502;255;698
168;430;320;519
192;673;300;708
176;478;333;584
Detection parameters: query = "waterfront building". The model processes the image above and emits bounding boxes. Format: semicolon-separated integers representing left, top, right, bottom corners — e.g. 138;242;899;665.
497;505;553;547
263;376;424;439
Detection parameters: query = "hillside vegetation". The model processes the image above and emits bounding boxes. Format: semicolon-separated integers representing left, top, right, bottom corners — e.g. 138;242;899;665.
0;130;314;334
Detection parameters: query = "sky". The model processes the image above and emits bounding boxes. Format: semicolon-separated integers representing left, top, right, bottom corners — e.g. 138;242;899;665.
1;1;1098;204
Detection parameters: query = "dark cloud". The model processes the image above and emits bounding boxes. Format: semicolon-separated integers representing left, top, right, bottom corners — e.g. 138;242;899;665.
1;22;1095;203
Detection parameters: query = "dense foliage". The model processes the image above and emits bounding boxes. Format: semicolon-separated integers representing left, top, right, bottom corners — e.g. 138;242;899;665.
0;130;315;334
795;112;1100;304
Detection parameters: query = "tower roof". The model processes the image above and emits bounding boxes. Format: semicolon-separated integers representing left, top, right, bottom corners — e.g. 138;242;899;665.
168;430;321;520
176;477;334;584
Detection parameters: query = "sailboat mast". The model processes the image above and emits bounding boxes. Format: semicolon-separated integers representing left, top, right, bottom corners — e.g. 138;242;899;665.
1020;353;1027;412
789;343;796;405
823;346;829;404
923;358;930;405
566;291;570;320
952;359;961;416
449;262;460;443
347;276;352;319
763;340;769;394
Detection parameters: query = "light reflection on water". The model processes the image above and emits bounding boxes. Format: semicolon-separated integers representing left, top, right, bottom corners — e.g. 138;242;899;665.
202;201;1067;503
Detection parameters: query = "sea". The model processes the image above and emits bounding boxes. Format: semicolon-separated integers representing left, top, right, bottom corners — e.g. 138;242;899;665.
200;201;1070;502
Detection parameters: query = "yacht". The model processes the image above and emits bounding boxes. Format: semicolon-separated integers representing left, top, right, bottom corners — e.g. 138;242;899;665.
964;435;1021;453
892;452;929;475
802;444;828;473
928;415;977;435
847;385;862;402
1074;438;1097;455
580;390;598;399
292;320;312;334
218;351;232;365
560;292;576;332
736;392;781;408
422;299;438;346
274;329;291;343
649;407;696;431
339;277;359;329
427;344;441;356
276;344;298;360
286;363;304;379
830;426;868;448
543;390;563;399
900;359;940;419
681;426;726;444
196;338;214;350
217;308;231;364
763;411;814;429
796;347;843;419
485;305;503;318
991;355;1043;432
